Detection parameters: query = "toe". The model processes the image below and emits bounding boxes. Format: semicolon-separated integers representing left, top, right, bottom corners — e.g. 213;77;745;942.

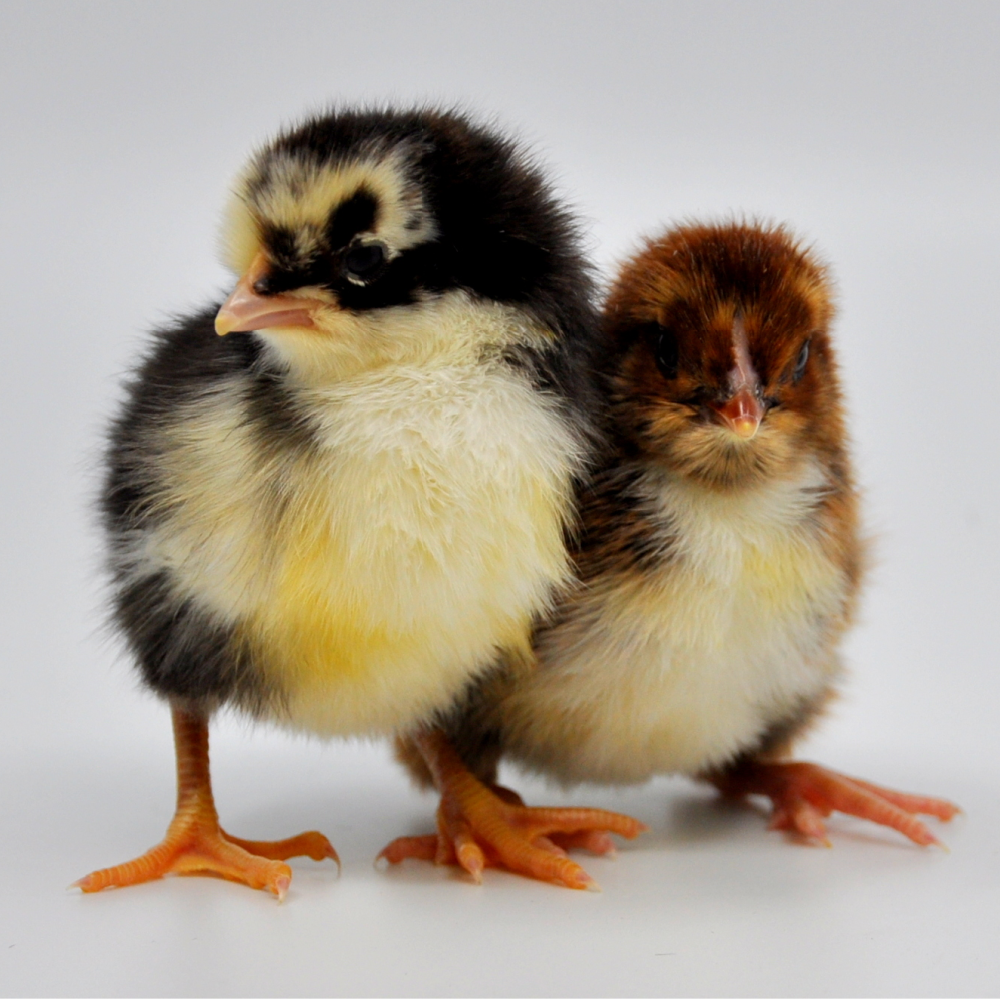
223;829;339;865
378;834;439;865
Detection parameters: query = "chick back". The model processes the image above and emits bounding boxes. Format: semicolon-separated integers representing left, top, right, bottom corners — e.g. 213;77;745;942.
103;306;287;714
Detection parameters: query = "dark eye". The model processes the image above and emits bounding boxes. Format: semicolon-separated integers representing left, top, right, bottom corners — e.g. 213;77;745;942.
654;326;680;381
793;338;811;382
342;241;387;283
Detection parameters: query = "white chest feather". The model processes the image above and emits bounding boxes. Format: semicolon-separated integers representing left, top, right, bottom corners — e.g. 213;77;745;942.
124;300;581;736
505;464;850;782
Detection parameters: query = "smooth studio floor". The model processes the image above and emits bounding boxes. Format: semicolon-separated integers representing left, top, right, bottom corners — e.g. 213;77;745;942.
1;708;997;997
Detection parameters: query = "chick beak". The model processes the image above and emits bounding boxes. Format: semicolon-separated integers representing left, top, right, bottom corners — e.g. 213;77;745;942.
710;315;764;439
215;253;326;336
711;388;764;440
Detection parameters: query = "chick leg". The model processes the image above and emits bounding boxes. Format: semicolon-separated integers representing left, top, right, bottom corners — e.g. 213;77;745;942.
710;760;959;847
74;706;337;899
379;730;646;889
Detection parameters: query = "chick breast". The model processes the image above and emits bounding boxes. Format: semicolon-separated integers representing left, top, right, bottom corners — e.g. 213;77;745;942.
500;459;852;783
109;296;582;736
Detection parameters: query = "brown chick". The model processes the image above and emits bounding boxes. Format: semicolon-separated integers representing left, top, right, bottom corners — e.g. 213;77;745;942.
385;220;957;888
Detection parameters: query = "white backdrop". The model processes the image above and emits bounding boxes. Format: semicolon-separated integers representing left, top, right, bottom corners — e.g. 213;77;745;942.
1;1;997;995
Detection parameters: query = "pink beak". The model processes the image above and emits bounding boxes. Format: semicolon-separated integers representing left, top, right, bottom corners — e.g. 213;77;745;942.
711;387;765;439
215;253;328;335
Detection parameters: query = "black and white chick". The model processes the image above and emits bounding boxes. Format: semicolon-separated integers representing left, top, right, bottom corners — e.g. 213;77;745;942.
75;106;638;899
386;221;957;890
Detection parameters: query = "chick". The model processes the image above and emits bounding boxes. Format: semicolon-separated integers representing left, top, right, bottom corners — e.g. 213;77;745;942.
75;106;639;899
386;221;956;889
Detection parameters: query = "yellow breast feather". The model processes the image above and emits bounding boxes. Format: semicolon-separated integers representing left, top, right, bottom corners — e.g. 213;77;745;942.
504;461;851;783
136;310;580;736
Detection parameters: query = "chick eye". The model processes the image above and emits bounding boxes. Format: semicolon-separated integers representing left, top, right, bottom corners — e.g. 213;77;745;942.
793;338;811;382
342;241;387;284
654;327;680;381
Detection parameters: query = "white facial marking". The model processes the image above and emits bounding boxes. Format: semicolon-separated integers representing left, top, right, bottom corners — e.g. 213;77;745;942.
729;315;759;394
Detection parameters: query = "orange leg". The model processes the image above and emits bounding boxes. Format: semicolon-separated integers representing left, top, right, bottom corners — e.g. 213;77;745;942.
74;707;337;899
379;730;646;889
711;760;959;847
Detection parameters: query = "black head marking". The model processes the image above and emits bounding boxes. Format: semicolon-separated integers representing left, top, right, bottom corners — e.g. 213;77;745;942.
326;190;378;250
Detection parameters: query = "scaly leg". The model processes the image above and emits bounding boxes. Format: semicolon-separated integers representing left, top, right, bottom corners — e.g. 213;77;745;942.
379;730;646;889
74;706;337;899
710;759;959;847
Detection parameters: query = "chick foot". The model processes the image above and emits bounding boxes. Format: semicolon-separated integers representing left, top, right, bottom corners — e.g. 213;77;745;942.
75;707;337;899
379;730;646;889
711;760;959;847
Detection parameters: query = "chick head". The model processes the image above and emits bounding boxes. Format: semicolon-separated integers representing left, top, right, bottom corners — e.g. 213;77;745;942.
216;106;583;377
603;221;843;490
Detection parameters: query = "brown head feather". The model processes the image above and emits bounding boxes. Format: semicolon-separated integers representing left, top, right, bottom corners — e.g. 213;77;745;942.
602;221;848;492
